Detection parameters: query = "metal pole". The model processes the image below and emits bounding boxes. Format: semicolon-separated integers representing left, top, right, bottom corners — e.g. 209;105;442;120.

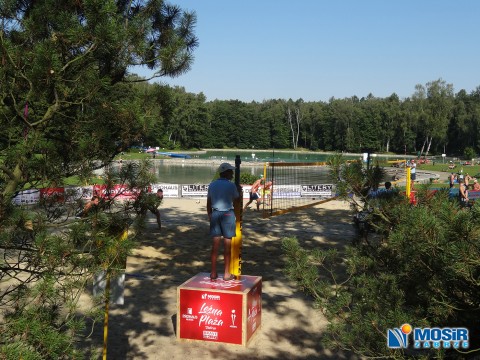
230;155;243;277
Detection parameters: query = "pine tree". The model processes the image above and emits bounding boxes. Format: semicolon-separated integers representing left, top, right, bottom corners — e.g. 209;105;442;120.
283;155;480;358
0;1;197;357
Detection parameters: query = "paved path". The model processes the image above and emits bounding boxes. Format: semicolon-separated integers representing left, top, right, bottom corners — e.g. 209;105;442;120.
384;167;449;187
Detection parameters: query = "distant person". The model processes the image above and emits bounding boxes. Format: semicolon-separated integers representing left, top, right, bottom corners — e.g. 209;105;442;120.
409;159;416;182
79;196;100;217
473;179;480;191
449;173;455;188
367;184;380;199
207;163;241;281
382;181;397;199
262;180;273;205
458;178;469;208
243;176;264;211
465;173;473;189
136;188;164;229
149;189;163;229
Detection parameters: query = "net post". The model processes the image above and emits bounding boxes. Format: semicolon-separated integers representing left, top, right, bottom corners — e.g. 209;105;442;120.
231;155;243;276
406;167;411;198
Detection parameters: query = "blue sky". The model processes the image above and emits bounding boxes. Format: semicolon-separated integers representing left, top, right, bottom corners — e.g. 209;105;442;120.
134;0;480;102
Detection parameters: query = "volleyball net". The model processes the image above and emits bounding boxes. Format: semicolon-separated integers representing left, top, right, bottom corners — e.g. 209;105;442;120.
259;162;336;218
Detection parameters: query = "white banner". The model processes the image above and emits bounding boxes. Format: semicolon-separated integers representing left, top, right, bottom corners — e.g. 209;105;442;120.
181;184;209;197
241;185;252;199
152;183;179;198
272;185;302;199
301;184;334;197
10;183;335;204
12;189;41;205
65;186;94;202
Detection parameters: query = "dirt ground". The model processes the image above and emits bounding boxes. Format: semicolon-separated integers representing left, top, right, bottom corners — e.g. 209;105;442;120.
82;198;361;359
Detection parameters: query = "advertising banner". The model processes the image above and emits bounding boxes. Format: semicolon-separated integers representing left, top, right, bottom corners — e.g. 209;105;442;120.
180;184;251;198
241;185;252;199
65;186;94;202
179;289;243;344
152;183;179;198
40;187;65;203
93;184;140;199
272;185;302;199
301;184;333;197
12;189;41;205
181;184;209;197
178;273;262;346
246;282;262;341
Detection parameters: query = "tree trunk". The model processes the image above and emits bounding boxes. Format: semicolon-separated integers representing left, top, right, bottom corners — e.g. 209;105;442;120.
419;137;427;158
3;163;24;198
295;108;301;149
425;136;432;158
287;108;296;149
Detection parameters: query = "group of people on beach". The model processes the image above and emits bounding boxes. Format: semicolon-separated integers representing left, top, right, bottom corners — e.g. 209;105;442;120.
453;172;480;207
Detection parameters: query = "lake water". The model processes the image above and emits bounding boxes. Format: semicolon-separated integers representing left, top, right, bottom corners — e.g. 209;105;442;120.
189;149;347;163
150;150;402;184
152;150;343;184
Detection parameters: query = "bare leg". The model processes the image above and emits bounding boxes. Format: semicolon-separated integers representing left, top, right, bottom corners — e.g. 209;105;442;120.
243;199;252;211
210;236;221;278
223;237;232;280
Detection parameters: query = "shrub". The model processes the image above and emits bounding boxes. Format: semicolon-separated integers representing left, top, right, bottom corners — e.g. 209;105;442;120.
283;155;480;358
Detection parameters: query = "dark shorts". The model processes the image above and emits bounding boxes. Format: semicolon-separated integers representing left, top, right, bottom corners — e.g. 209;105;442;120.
411;173;416;181
210;209;236;238
249;192;259;201
139;205;158;215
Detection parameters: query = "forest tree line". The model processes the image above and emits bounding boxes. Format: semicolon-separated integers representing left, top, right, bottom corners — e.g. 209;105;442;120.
133;78;480;158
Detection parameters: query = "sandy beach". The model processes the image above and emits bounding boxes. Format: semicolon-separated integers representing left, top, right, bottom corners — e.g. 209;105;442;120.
84;197;359;359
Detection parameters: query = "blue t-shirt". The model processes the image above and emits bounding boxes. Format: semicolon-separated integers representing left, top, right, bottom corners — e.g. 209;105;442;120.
208;178;239;211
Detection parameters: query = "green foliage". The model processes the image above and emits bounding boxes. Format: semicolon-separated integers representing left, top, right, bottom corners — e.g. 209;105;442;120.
0;161;156;358
1;279;86;359
464;147;477;161
283;157;480;358
240;172;260;185
328;153;385;200
0;1;197;357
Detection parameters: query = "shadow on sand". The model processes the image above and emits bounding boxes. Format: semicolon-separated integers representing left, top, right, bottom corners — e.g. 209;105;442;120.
82;199;359;359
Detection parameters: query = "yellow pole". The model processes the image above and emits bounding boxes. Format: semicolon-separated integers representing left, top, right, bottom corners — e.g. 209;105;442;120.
230;196;243;276
406;167;411;198
230;156;243;277
261;163;268;218
102;272;110;360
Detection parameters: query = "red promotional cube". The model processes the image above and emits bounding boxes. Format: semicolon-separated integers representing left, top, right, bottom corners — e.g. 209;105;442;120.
177;273;262;346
